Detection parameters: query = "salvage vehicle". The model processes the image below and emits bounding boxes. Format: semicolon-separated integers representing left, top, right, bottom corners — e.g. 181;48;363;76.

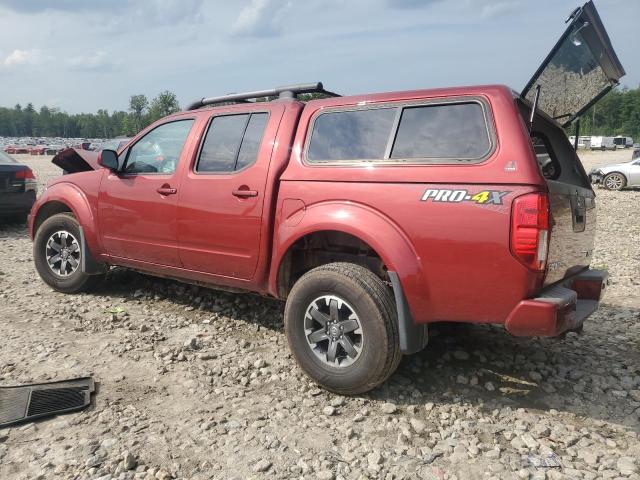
590;154;640;190
590;136;617;151
29;1;620;394
0;151;37;222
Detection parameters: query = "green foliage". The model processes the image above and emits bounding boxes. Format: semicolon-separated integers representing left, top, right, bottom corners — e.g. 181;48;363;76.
568;86;640;140
0;90;183;139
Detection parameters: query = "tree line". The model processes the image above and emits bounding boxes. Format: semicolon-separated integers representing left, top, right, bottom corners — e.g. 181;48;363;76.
0;91;180;139
1;86;638;140
567;86;640;140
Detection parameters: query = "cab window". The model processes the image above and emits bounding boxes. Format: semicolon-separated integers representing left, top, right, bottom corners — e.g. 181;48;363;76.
124;120;194;174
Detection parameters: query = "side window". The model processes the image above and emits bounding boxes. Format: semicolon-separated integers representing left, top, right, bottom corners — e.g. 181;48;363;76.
391;103;491;160
307;108;396;162
305;101;493;164
124;120;194;174
531;134;561;180
196;112;268;173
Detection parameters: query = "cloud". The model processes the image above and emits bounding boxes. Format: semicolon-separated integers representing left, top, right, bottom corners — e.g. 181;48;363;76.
479;0;522;19
66;51;118;72
3;49;44;67
0;0;204;26
231;0;292;37
386;0;443;9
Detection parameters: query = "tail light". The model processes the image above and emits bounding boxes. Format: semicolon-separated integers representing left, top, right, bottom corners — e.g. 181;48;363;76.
510;192;550;271
15;168;35;180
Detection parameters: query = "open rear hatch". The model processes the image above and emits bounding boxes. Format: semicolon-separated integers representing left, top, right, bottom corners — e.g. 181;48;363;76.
520;0;625;287
522;0;625;127
52;148;100;174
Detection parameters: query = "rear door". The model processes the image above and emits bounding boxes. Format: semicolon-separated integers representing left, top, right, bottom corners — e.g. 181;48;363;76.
176;104;284;279
522;0;625;127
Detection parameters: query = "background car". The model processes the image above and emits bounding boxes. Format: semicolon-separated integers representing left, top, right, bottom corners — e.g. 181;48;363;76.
590;154;640;190
0;150;37;222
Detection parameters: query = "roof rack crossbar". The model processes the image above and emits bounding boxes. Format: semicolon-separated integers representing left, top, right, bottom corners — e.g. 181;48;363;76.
186;82;339;110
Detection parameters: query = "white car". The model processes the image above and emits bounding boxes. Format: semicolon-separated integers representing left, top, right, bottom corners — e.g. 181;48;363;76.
590;153;640;190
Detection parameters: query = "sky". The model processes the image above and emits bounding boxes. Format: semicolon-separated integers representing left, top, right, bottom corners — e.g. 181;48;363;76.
0;0;638;114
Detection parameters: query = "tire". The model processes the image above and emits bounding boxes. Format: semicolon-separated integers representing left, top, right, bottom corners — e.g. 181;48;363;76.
603;172;626;191
284;262;401;395
33;212;103;293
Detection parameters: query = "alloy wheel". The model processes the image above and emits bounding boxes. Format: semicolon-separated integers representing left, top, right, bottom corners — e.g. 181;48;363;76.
605;173;624;190
45;230;81;277
304;295;363;367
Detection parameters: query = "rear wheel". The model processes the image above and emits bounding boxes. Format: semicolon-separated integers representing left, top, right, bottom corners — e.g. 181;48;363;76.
33;213;104;293
284;262;401;395
603;172;626;191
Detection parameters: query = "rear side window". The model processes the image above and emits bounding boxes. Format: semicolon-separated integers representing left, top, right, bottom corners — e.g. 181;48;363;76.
197;112;268;173
307;108;396;161
306;100;493;164
391;103;490;159
531;134;560;180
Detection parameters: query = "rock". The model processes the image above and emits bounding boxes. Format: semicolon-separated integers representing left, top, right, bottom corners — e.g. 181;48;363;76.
367;451;383;466
485;382;496;391
453;350;470;360
381;402;398;414
253;459;272;472
316;470;335;480
323;406;336;416
123;451;138;470
410;418;427;434
617;457;637;475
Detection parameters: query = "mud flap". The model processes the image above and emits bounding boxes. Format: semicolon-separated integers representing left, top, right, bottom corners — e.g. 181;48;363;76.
388;271;428;355
0;377;95;428
79;227;108;275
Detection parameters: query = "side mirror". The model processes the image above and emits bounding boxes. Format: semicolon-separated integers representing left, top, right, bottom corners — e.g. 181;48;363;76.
98;149;119;171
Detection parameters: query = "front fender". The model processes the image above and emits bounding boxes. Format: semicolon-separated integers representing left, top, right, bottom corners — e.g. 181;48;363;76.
269;201;430;321
31;182;103;259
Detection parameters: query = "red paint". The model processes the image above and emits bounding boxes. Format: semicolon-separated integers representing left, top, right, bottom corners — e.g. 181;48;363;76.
29;84;604;334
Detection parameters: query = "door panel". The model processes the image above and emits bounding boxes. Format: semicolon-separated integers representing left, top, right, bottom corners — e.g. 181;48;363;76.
98;119;196;266
177;105;284;279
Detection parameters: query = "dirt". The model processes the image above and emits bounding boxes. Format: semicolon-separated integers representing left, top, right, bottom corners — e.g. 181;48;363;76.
0;150;638;480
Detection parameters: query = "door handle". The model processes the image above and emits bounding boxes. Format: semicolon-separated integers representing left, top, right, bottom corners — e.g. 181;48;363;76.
157;186;177;195
232;188;258;198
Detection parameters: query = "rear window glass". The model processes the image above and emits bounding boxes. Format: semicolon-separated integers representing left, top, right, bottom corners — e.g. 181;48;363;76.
307;108;396;162
391;103;491;160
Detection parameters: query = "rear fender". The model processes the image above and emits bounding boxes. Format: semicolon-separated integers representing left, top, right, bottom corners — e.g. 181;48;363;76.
270;201;430;326
31;183;103;261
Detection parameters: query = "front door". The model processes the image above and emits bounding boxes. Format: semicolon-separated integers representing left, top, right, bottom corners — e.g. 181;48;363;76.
98;118;195;266
177;105;283;279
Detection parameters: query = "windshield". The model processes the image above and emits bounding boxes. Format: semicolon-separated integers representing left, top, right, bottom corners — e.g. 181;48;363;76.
0;151;17;164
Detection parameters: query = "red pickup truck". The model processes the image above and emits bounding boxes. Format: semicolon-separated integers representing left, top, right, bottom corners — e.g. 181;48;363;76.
29;2;622;394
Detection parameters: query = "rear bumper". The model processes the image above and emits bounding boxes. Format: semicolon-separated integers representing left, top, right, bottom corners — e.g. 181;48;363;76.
0;190;36;215
505;269;607;337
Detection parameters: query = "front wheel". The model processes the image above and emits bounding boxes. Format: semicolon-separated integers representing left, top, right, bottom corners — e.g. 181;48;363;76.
603;172;626;191
33;213;103;293
284;263;401;395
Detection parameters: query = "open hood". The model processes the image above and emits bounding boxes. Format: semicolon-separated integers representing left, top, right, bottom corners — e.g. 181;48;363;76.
52;147;100;173
522;1;625;127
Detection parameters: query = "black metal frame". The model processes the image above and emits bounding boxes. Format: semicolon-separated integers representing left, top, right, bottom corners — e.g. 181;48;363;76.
186;82;340;111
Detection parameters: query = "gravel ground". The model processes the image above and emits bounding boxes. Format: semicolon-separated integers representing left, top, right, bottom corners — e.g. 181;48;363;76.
0;151;638;480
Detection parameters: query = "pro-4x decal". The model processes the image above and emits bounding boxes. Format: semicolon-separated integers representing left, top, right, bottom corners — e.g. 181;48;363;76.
421;189;510;205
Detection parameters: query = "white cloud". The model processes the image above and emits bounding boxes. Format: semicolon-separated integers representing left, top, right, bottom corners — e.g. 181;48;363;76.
3;48;42;67
66;51;117;72
479;0;522;19
231;0;292;37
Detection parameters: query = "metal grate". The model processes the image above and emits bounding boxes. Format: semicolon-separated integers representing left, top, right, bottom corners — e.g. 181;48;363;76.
27;387;87;417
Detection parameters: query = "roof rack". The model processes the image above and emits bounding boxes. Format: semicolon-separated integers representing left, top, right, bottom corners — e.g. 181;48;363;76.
186;82;340;110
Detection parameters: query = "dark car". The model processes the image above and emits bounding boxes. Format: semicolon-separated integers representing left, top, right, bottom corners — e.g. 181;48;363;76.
0;151;37;222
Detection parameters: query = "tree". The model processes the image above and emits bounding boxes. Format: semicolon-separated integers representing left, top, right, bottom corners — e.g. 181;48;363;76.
129;94;149;133
147;90;180;124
